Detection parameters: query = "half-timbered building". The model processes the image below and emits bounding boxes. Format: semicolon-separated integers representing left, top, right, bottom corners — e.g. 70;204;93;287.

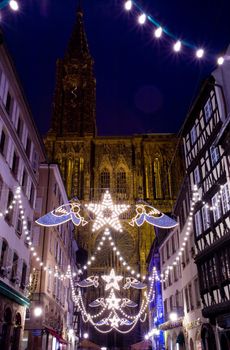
182;47;230;350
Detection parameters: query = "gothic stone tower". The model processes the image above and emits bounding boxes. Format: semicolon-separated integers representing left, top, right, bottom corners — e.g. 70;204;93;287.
45;6;183;348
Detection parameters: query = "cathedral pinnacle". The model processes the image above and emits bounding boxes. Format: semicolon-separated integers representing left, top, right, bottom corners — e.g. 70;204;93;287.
66;0;90;59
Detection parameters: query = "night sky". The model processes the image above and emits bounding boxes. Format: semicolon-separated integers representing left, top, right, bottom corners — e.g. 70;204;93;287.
3;0;230;136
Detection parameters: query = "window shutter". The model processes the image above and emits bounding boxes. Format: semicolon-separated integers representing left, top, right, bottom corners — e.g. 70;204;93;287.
16;258;23;281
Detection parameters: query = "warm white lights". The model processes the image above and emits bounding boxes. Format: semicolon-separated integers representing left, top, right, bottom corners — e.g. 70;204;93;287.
138;13;146;25
124;0;132;11
34;306;43;317
102;269;123;291
9;0;19;11
169;312;178;322
85;191;129;232
83;332;89;339
173;40;182;52
196;48;204;58
154;26;163;38
217;56;224;65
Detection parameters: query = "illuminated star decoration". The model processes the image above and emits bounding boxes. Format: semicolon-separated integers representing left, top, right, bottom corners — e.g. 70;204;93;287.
106;291;121;310
85;190;129;232
102;268;123;291
109;314;120;328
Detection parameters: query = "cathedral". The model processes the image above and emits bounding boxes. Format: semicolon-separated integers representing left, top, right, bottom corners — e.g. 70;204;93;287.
44;6;183;348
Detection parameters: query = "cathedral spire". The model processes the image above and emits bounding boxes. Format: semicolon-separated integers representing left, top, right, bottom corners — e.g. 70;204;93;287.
66;2;90;59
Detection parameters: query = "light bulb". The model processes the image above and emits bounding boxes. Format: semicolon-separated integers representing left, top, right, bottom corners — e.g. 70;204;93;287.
154;27;163;38
173;40;181;52
9;0;19;11
196;48;204;58
124;0;132;11
138;13;146;25
217;56;224;65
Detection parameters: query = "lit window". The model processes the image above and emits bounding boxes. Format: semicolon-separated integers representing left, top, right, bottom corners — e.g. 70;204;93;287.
194;211;202;237
211;193;221;221
190;126;197;145
116;170;126;195
194;166;200;185
202;206;210;231
204;98;213;122
100;169;110;191
210;145;219;166
221;183;230;214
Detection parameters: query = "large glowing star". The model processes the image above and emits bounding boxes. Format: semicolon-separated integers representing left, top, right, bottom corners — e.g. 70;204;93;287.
106;291;121;310
36;203;87;227
102;269;123;291
129;204;178;228
85;191;129;232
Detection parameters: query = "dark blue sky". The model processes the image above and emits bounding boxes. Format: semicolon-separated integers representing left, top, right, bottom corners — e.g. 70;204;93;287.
3;0;230;136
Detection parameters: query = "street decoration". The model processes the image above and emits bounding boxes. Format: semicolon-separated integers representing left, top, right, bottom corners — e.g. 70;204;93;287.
36;203;88;227
129;204;178;228
0;0;19;11
123;1;225;66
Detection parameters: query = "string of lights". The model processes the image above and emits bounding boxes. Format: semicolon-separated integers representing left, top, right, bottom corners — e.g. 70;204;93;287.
123;0;225;66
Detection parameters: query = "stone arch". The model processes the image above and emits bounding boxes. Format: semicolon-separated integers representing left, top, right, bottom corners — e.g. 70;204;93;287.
0;306;12;349
201;323;217;350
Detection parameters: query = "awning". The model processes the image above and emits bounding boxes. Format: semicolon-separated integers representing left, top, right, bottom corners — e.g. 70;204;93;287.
0;280;30;307
45;327;68;345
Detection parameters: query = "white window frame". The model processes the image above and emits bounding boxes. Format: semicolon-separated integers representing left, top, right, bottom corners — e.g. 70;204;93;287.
202;205;210;231
211;193;221;221
194;166;200;185
204;98;213;122
210;145;219;166
194;210;202;237
190;126;197;145
221;183;230;214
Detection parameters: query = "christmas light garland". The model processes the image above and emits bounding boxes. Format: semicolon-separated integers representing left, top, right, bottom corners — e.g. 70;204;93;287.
123;1;225;66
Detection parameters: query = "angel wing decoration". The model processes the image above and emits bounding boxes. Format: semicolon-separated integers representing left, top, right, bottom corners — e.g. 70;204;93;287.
129;204;178;228
89;298;106;308
36;203;88;227
77;276;99;288
123;277;147;290
121;298;138;308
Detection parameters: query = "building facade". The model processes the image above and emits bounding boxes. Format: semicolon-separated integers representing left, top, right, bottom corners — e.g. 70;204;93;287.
0;39;45;349
181;47;230;349
24;164;77;350
44;6;183;348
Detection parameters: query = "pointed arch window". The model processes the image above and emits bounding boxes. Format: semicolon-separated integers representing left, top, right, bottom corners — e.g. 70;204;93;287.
100;169;110;191
116;169;127;196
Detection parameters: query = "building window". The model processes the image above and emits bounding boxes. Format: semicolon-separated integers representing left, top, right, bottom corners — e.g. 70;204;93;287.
5;91;13;115
29;183;35;207
190;126;197;145
210;145;220;166
169;295;174;311
100;169;110;191
116;170;126;195
5;190;14;224
194;166;200;185
11;151;19;178
21;169;28;193
21;263;27;289
211;193;221;221
16;116;23;139
25;137;31;159
11;253;18;282
0;240;8;271
188;283;194;310
194;211;202;237
194;278;201;307
221;183;230;214
184;286;189;312
164;299;167;315
166;241;170;259
0;129;7;157
16;214;22;236
171;235;175;254
204;98;213;122
202;205;210;231
32;150;39;173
